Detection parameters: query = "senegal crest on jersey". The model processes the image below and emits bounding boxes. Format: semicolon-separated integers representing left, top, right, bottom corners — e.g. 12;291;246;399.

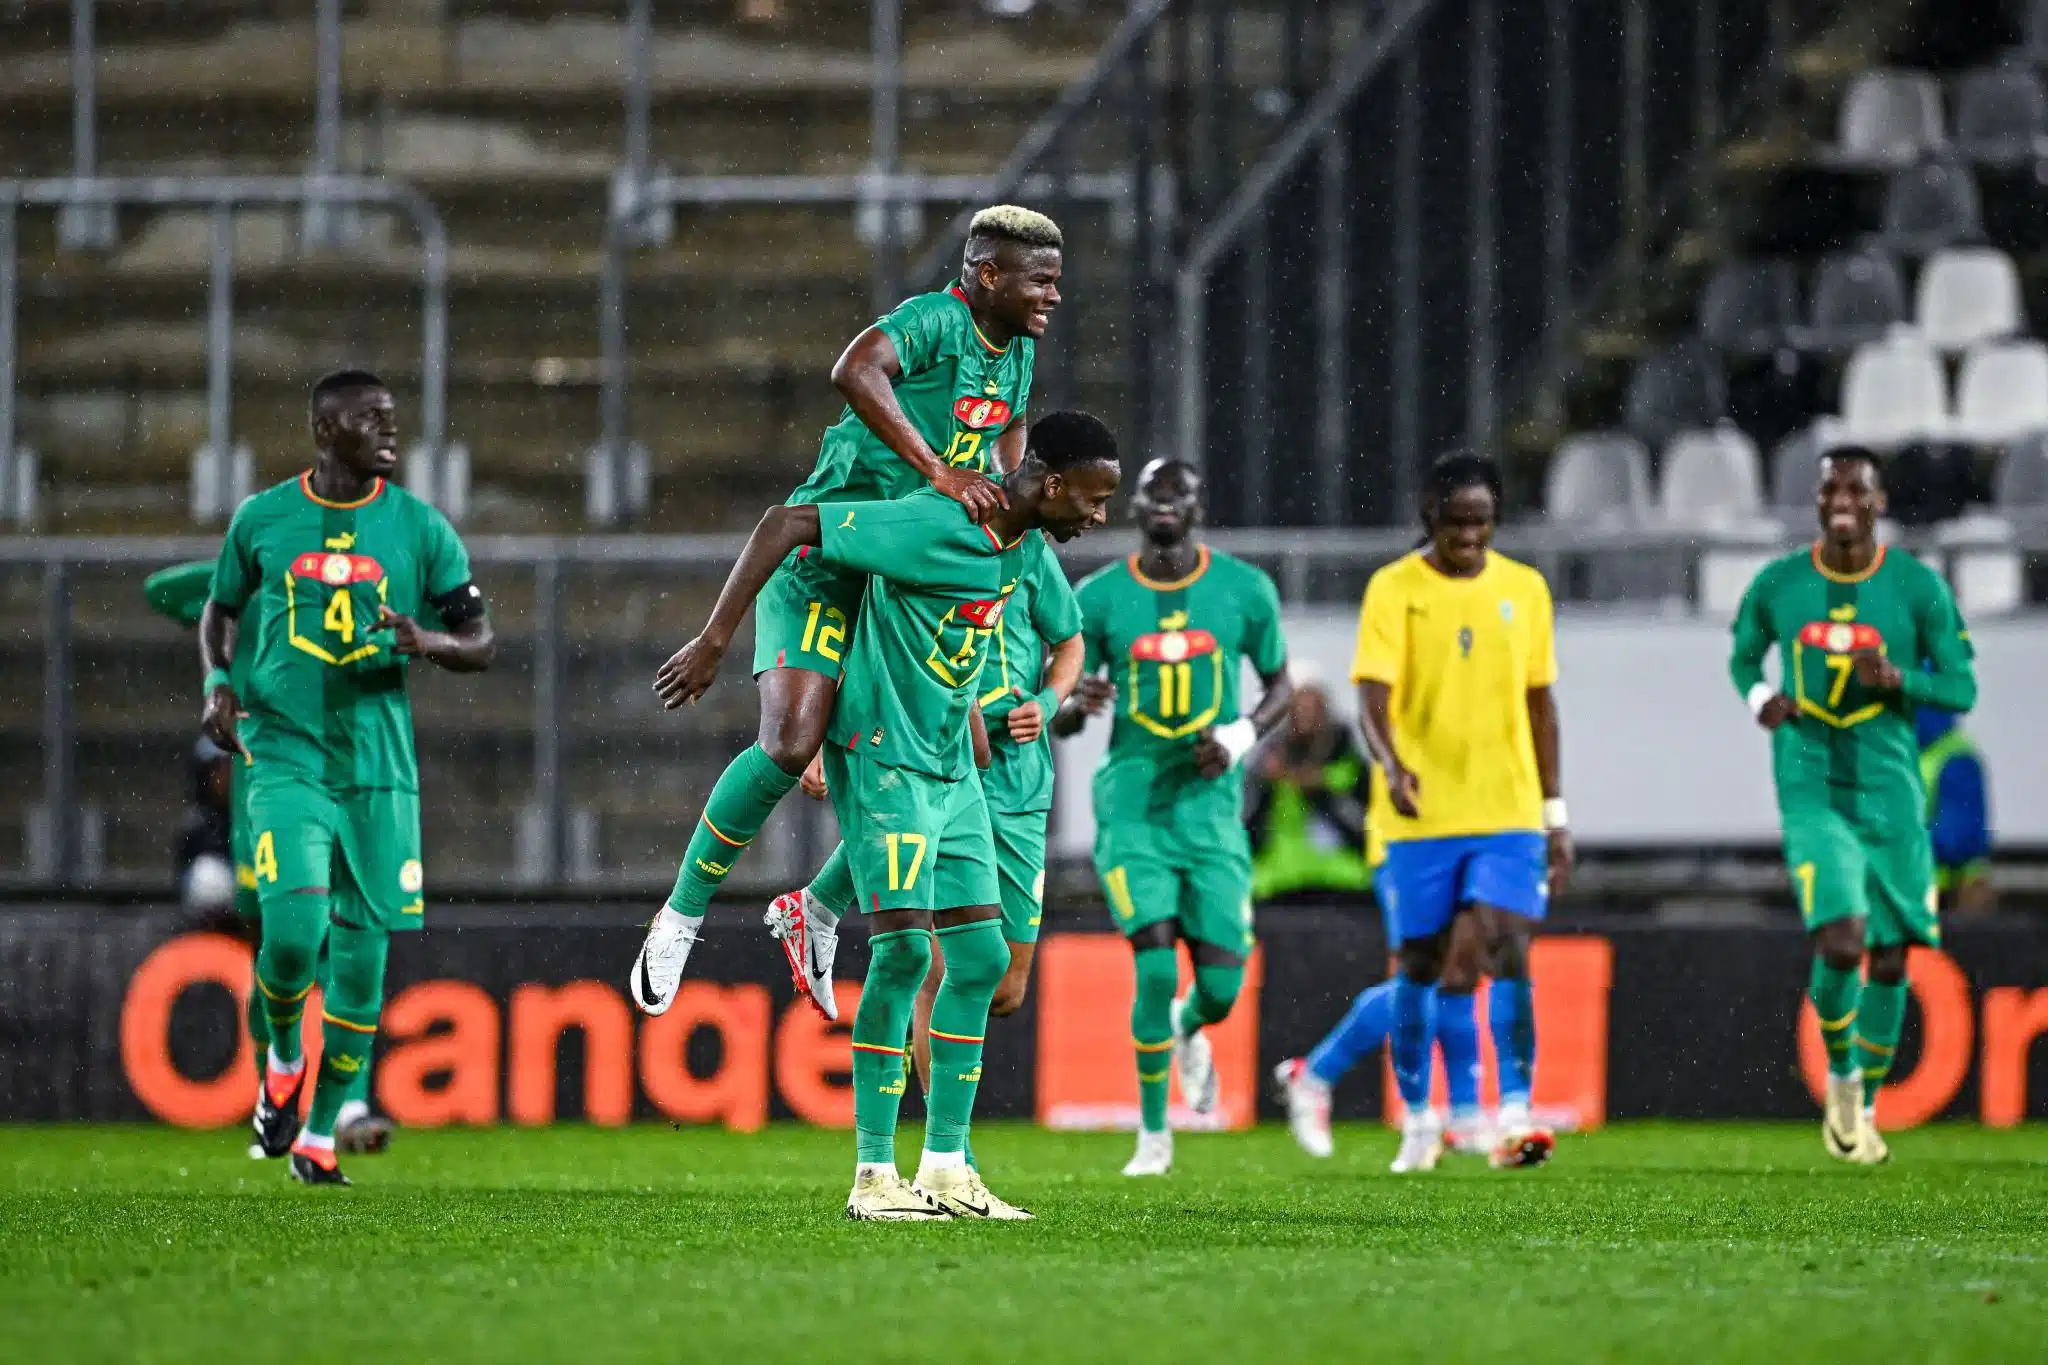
286;550;389;667
1790;619;1887;728
1126;628;1223;740
926;595;1011;686
952;395;1013;430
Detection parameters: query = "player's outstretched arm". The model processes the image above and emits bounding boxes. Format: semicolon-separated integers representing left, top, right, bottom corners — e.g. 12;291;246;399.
1050;673;1113;737
1007;633;1083;744
197;600;247;759
1357;679;1420;817
1194;664;1294;779
832;327;1004;523
1728;570;1794;729
1527;685;1574;892
374;606;495;673
655;503;822;709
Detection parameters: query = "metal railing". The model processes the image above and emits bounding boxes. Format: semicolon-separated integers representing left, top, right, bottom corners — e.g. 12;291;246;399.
0;175;451;524
3;522;2040;893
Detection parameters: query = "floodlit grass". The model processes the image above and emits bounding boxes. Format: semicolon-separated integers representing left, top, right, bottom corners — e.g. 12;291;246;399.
1;1122;2042;1364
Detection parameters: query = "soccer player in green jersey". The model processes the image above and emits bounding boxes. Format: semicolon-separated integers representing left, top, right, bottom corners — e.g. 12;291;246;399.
1728;445;1975;1165
148;561;396;1159
199;370;495;1186
632;206;1065;1022
1052;459;1293;1178
653;415;1120;1220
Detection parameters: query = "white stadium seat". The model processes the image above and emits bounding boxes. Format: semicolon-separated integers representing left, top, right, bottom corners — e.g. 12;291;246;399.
1659;426;1764;528
1546;432;1652;526
1829;69;1945;169
1952;339;2048;444
1915;246;2022;351
1838;334;1947;446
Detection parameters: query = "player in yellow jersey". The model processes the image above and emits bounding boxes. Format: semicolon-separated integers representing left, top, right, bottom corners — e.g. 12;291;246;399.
1281;453;1570;1173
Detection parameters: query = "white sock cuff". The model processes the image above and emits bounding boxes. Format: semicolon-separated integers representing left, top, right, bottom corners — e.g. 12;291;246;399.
296;1130;335;1152
918;1149;967;1173
656;905;703;932
267;1047;305;1075
854;1161;896;1181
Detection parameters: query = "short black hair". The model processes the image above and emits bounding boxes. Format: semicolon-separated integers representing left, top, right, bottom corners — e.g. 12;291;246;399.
1422;449;1504;530
1023;410;1119;473
309;369;388;420
1819;443;1885;484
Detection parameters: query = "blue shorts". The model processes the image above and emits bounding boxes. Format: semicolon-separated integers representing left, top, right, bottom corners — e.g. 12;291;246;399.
1378;832;1548;946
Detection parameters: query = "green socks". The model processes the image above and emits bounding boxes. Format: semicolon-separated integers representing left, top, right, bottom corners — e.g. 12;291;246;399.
304;922;388;1140
924;920;1009;1156
1173;960;1244;1035
254;890;328;1067
852;928;931;1165
1132;946;1178;1133
245;964;272;1080
1809;957;1860;1077
1857;979;1907;1107
667;745;801;917
806;841;856;918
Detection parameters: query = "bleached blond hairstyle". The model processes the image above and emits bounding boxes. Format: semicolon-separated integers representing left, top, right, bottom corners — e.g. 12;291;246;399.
965;205;1064;255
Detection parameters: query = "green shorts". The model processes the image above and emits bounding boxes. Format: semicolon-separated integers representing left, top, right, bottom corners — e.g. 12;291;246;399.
1094;820;1254;957
992;809;1049;944
229;757;259;920
823;748;998;913
244;766;425;933
750;547;864;679
1783;804;1939;948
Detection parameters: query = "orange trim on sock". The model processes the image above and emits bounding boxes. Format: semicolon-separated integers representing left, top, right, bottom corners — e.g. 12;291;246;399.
1133;1037;1174;1053
1138;1067;1171;1083
257;976;315;1004
1855;1036;1895;1055
321;1012;378;1035
700;815;748;848
850;1043;904;1056
927;1029;983;1045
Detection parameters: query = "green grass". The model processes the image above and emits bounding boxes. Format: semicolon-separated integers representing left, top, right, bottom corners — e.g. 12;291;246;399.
2;1122;2043;1364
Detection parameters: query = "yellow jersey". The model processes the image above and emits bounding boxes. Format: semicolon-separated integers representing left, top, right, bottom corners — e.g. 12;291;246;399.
1350;549;1557;845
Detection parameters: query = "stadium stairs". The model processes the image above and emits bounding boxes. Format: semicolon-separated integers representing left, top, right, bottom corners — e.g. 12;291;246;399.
0;0;1135;890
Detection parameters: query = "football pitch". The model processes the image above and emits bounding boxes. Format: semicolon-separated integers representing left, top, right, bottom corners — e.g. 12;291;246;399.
3;1123;2042;1364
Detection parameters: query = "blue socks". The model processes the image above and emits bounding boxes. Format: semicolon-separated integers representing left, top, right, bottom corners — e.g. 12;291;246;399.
1389;975;1435;1108
1434;990;1482;1121
1489;976;1535;1108
1306;979;1401;1085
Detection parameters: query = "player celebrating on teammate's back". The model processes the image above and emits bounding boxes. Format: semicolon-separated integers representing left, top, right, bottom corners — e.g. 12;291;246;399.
1279;452;1569;1174
654;414;1120;1220
1728;445;1974;1165
630;207;1063;1019
148;563;395;1158
200;370;494;1186
1054;459;1293;1178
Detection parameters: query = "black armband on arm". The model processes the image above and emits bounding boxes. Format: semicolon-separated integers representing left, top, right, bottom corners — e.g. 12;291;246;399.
428;582;488;628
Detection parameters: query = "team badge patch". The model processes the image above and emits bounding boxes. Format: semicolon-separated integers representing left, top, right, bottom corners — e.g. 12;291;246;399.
399;859;424;894
952;396;1013;430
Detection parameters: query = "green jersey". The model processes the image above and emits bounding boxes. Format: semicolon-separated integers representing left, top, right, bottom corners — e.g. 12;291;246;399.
976;536;1082;815
1076;546;1287;810
818;490;1033;781
209;473;474;793
1729;543;1976;827
787;285;1034;506
147;559;255;698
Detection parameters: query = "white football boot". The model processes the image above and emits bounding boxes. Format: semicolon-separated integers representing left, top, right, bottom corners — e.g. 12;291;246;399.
1823;1071;1862;1161
1390;1109;1444;1174
629;907;700;1016
1849;1105;1891;1165
1172;1000;1219;1116
917;1163;1034;1220
765;889;840;1021
845;1170;951;1221
1122;1129;1174;1177
1273;1058;1333;1158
